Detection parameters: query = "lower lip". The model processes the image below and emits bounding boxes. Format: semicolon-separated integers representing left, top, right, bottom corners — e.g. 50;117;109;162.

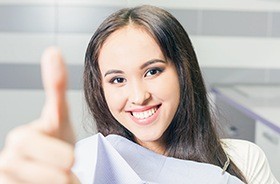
129;106;161;126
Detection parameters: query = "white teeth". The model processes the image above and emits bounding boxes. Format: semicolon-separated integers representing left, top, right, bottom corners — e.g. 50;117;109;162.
132;107;157;119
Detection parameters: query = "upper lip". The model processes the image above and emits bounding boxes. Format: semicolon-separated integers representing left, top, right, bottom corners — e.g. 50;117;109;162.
125;104;161;113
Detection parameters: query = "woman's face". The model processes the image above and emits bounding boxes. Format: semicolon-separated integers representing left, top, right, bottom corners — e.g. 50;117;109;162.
98;26;180;153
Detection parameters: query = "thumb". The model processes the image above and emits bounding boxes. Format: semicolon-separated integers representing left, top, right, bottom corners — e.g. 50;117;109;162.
38;47;75;144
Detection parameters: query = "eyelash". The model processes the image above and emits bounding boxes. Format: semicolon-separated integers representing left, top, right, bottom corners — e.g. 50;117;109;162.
144;67;164;77
109;77;126;84
108;67;164;84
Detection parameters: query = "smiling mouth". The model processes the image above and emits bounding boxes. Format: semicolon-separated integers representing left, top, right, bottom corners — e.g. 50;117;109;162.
131;106;159;119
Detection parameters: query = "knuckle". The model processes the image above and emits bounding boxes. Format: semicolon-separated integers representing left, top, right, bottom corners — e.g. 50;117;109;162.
0;151;17;173
58;171;72;184
5;126;32;150
63;145;75;169
0;173;12;184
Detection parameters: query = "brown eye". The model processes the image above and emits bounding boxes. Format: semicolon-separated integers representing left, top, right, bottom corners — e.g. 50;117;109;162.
145;67;163;77
110;77;126;84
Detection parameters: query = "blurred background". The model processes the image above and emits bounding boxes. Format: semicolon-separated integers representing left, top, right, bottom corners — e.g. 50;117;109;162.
0;0;280;179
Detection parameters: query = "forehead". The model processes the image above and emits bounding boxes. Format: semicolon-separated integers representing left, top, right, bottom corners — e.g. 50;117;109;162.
101;25;158;51
98;26;164;70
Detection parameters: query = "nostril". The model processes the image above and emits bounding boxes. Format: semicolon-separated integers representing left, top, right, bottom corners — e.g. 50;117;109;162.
130;92;151;105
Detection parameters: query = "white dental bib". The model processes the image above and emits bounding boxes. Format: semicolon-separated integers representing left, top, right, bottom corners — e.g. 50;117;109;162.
72;133;244;184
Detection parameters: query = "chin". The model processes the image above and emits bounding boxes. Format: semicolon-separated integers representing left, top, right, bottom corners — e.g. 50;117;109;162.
134;131;163;143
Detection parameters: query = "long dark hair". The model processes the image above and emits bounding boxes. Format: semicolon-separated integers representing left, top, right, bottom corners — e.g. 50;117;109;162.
84;5;246;182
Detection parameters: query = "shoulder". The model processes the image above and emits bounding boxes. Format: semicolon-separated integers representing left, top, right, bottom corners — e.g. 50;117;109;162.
221;139;264;161
221;139;279;184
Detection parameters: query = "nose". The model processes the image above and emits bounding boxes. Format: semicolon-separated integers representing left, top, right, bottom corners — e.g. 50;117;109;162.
128;81;151;105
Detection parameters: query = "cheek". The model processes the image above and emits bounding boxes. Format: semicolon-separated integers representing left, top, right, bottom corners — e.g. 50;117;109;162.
163;82;179;98
103;85;126;112
150;73;180;102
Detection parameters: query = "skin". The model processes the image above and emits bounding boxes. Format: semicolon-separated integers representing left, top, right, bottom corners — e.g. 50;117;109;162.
0;26;180;183
99;26;180;154
0;48;79;184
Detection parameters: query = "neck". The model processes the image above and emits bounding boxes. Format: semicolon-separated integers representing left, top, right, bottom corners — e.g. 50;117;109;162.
135;138;167;155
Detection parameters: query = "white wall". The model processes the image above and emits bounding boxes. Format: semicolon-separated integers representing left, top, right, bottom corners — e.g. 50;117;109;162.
1;0;280;147
1;0;280;68
0;90;93;148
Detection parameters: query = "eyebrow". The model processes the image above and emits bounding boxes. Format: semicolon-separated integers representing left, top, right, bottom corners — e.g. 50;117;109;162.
104;59;167;77
140;59;167;70
104;69;124;77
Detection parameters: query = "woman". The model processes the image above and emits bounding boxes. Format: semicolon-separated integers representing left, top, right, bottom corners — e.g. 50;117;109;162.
83;5;277;183
0;5;278;184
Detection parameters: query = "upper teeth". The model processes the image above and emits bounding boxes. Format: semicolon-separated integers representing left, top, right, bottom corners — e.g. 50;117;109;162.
132;107;157;119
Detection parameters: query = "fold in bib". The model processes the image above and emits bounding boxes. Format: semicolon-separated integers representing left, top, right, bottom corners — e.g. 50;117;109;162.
73;133;244;184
